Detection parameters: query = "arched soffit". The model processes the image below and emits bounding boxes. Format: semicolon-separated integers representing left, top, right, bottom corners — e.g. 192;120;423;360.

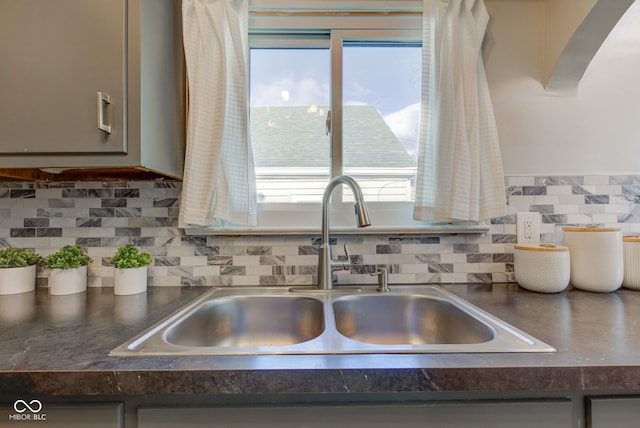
545;0;635;94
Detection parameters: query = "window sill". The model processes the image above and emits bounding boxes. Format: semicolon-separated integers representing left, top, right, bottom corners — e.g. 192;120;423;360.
182;202;490;236
184;224;489;236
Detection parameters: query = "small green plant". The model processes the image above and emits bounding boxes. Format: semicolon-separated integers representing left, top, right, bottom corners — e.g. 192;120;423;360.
0;248;43;268
111;244;152;269
43;245;93;269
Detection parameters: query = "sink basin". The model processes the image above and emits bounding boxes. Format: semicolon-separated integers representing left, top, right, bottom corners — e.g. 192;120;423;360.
110;285;555;356
164;295;324;347
333;294;495;345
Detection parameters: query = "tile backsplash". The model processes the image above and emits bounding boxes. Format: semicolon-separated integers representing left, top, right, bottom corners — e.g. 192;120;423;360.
2;175;640;288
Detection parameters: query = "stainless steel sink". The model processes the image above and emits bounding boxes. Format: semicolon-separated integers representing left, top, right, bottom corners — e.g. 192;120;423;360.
333;294;495;345
110;285;555;356
164;295;324;347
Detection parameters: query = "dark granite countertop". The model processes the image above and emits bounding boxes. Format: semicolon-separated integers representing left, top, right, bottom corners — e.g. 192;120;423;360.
1;284;640;397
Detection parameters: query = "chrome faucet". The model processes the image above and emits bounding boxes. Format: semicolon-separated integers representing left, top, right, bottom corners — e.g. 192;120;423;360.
317;175;371;290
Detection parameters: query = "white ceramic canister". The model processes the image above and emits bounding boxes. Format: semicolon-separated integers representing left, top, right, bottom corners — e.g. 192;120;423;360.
514;244;570;293
562;226;623;292
623;236;640;290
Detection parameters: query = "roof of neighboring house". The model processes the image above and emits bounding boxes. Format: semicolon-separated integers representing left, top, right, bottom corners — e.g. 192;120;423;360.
250;105;416;169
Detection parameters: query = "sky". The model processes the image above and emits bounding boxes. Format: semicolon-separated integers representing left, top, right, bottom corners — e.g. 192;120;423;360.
250;46;422;158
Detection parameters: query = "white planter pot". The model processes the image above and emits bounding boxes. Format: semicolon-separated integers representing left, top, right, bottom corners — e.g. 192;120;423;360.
49;266;88;295
113;265;148;295
0;264;37;295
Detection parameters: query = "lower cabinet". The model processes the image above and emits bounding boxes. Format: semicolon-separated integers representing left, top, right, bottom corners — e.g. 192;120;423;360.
4;393;640;427
138;400;572;428
0;402;123;428
587;396;640;428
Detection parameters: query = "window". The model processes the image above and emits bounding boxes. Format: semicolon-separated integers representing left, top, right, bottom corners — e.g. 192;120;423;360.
250;36;421;206
246;5;431;231
340;41;421;203
250;44;331;204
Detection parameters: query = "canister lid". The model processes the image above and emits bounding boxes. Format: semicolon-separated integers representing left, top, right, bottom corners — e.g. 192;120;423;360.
514;244;569;252
623;236;640;242
562;226;621;232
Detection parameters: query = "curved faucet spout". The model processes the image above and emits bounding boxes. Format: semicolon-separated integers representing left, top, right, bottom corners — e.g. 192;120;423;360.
321;175;371;244
318;175;371;290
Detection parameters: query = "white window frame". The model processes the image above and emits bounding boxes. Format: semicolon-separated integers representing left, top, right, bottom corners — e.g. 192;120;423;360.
190;2;488;235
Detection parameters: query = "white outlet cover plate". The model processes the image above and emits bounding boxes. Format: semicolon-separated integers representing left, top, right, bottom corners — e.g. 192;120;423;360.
516;212;541;245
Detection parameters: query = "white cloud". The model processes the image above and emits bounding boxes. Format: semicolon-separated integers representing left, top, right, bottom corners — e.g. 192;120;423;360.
251;77;329;107
344;80;373;101
384;102;421;158
344;100;368;106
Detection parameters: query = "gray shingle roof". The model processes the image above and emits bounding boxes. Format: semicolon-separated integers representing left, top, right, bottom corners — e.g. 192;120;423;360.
250;105;415;169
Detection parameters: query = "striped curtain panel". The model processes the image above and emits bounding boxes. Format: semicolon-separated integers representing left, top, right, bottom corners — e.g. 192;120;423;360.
414;0;506;223
179;0;257;228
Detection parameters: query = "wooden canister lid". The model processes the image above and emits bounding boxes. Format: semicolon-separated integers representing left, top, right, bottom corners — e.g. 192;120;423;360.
514;244;569;252
562;226;621;232
623;236;640;243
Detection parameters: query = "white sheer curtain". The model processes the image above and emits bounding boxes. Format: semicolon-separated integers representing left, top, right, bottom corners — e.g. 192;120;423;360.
414;0;506;223
179;0;257;228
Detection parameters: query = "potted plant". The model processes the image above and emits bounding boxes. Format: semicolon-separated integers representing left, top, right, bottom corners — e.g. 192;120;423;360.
0;248;43;295
111;244;152;295
43;245;93;295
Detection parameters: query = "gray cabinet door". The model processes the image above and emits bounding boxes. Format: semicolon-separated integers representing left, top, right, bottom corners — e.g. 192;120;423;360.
0;0;126;154
588;396;640;428
0;402;123;427
139;400;573;428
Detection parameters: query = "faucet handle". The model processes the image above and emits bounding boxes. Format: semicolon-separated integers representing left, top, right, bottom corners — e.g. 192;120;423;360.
331;244;352;272
343;244;352;262
371;267;390;292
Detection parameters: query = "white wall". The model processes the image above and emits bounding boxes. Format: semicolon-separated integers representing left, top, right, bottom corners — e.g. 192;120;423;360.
484;0;640;175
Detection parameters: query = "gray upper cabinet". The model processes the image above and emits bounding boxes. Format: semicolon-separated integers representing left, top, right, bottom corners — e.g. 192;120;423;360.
0;0;126;155
0;0;184;177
